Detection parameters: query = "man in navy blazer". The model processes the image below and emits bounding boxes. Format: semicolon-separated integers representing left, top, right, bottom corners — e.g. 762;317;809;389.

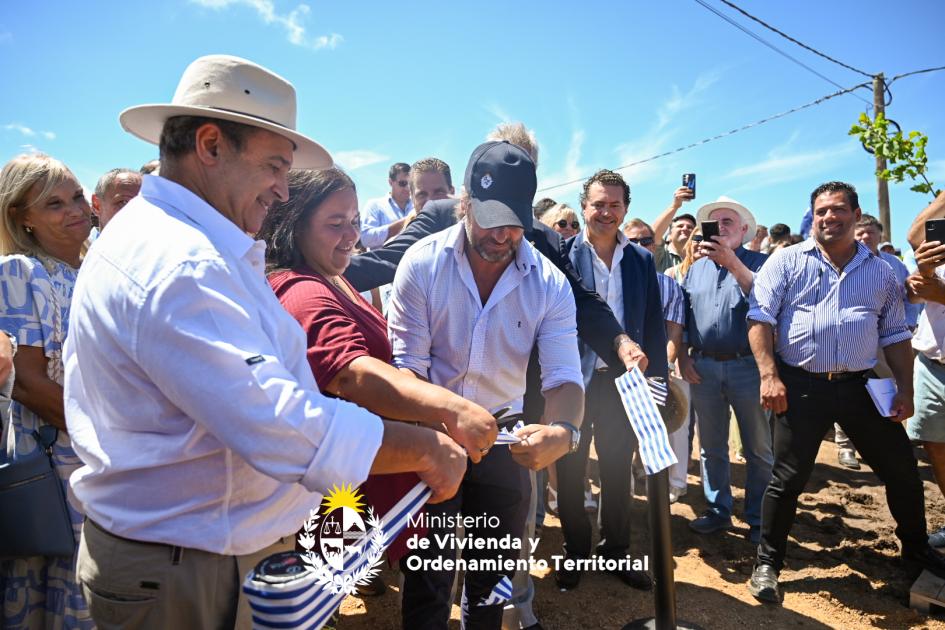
556;170;668;592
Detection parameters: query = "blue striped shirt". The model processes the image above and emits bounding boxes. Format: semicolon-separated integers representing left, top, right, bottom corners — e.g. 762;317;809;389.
657;273;685;326
682;247;768;354
748;238;911;372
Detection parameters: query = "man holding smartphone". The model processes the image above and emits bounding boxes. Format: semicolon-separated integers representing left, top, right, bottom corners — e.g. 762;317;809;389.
678;195;771;544
650;176;697;273
906;191;945;552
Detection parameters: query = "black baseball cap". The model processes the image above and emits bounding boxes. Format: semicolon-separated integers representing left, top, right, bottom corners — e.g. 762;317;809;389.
463;141;536;229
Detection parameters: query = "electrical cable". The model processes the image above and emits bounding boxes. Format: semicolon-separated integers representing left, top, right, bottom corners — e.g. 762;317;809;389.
717;0;874;79
536;81;870;194
691;0;872;107
889;65;945;85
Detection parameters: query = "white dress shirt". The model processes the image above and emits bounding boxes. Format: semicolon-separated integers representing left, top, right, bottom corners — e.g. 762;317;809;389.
572;231;628;369
359;194;413;249
912;266;945;361
64;175;384;555
387;223;583;416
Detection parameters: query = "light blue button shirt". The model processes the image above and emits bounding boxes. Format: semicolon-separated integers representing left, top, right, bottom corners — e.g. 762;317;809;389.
748;238;910;372
359;195;413;249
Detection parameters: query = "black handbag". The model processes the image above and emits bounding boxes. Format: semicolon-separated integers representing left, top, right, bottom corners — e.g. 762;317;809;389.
0;424;77;558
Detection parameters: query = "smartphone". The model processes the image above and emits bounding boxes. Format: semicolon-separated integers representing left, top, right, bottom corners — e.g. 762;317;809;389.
701;220;719;243
682;173;696;199
926;218;945;243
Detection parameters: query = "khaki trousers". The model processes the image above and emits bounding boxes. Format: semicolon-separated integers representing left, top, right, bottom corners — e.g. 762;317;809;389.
77;519;293;630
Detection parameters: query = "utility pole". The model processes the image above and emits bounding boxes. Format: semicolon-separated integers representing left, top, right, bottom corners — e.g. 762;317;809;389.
874;73;892;239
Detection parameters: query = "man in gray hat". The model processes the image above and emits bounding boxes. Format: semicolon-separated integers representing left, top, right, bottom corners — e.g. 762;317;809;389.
64;55;472;629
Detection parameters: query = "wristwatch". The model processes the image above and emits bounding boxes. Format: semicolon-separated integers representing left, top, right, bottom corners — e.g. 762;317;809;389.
550;421;581;454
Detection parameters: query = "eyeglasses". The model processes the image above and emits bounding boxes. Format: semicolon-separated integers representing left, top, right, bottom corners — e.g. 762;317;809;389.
556;220;581;230
395;180;409;188
628;236;655;246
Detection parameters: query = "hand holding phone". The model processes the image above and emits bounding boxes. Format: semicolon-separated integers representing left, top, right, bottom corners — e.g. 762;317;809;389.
682;173;696;200
925;218;945;244
701;220;719;243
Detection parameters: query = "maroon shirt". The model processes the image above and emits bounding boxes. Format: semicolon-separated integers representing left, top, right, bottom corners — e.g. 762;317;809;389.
270;266;422;563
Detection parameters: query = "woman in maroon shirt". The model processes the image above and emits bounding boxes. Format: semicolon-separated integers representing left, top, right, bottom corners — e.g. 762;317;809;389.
258;168;496;570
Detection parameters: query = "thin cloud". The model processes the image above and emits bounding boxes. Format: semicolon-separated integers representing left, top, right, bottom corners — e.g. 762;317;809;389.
725;138;859;191
5;123;56;140
6;123;35;137
484;103;512;123
334;149;389;171
189;0;342;50
612;69;723;185
656;70;721;131
0;31;11;44
538;129;587;203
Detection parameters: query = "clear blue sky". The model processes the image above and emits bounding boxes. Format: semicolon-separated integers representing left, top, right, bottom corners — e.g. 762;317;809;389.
2;1;943;249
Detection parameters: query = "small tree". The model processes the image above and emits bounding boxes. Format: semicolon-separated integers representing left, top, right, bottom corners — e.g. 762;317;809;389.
849;112;940;199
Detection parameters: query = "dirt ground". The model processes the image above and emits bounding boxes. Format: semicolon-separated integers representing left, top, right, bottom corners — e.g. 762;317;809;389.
337;433;945;629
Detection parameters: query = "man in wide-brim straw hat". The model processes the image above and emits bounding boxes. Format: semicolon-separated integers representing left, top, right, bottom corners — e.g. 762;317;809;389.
677;195;773;546
64;54;476;628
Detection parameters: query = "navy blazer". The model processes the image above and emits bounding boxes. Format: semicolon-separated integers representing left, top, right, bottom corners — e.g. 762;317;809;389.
564;236;669;383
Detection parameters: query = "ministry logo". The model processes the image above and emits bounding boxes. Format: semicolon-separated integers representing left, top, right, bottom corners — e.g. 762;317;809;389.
298;483;386;595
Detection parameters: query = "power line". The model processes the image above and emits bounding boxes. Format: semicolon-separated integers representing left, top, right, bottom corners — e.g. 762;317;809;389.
889;65;945;85
717;0;874;79
691;0;873;106
536;81;870;194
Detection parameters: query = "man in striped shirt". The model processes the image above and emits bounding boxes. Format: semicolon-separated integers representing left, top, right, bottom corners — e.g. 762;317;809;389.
746;181;945;604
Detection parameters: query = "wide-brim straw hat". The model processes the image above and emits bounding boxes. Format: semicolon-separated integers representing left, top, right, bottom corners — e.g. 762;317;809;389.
658;375;690;433
695;196;757;245
119;54;332;169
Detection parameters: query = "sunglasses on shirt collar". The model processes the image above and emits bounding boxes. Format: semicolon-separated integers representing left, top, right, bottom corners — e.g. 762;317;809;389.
557;220;581;230
628;236;655;246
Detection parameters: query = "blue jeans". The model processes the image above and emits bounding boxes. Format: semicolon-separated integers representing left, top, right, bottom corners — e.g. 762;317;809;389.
690;355;773;526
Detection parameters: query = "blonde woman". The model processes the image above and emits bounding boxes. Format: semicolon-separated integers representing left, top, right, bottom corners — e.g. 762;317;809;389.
0;154;93;629
540;203;581;240
666;227;704;284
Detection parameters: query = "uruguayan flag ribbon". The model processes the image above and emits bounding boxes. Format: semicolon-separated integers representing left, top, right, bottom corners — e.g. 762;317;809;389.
616;367;678;475
478;575;513;606
244;482;432;629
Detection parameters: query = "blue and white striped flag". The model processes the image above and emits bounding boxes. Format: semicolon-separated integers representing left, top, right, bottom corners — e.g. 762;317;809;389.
616;367;677;475
494;421;525;445
243;482;432;629
478;575;513;606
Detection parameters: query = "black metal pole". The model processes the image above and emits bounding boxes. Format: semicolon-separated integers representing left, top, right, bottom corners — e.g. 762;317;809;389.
648;469;677;630
622;469;703;630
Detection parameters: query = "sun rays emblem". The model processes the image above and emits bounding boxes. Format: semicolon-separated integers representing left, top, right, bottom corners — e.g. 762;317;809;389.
318;484;368;571
298;482;386;595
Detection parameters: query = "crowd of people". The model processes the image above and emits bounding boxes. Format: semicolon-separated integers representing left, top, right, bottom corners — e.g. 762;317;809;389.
1;53;945;630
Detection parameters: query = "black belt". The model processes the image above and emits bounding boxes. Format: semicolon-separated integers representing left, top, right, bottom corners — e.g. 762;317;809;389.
778;361;868;382
692;349;752;362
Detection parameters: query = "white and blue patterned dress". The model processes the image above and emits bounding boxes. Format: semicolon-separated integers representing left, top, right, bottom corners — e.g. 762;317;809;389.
0;254;93;629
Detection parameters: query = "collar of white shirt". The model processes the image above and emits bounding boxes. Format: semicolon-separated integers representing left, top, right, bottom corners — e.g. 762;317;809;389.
574;229;629;268
446;220;540;276
140;175;259;262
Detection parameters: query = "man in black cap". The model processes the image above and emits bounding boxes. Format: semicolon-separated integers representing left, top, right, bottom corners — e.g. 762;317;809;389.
389;142;586;630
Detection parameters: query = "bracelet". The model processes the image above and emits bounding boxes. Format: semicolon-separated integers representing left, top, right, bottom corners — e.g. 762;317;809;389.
614;336;636;351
